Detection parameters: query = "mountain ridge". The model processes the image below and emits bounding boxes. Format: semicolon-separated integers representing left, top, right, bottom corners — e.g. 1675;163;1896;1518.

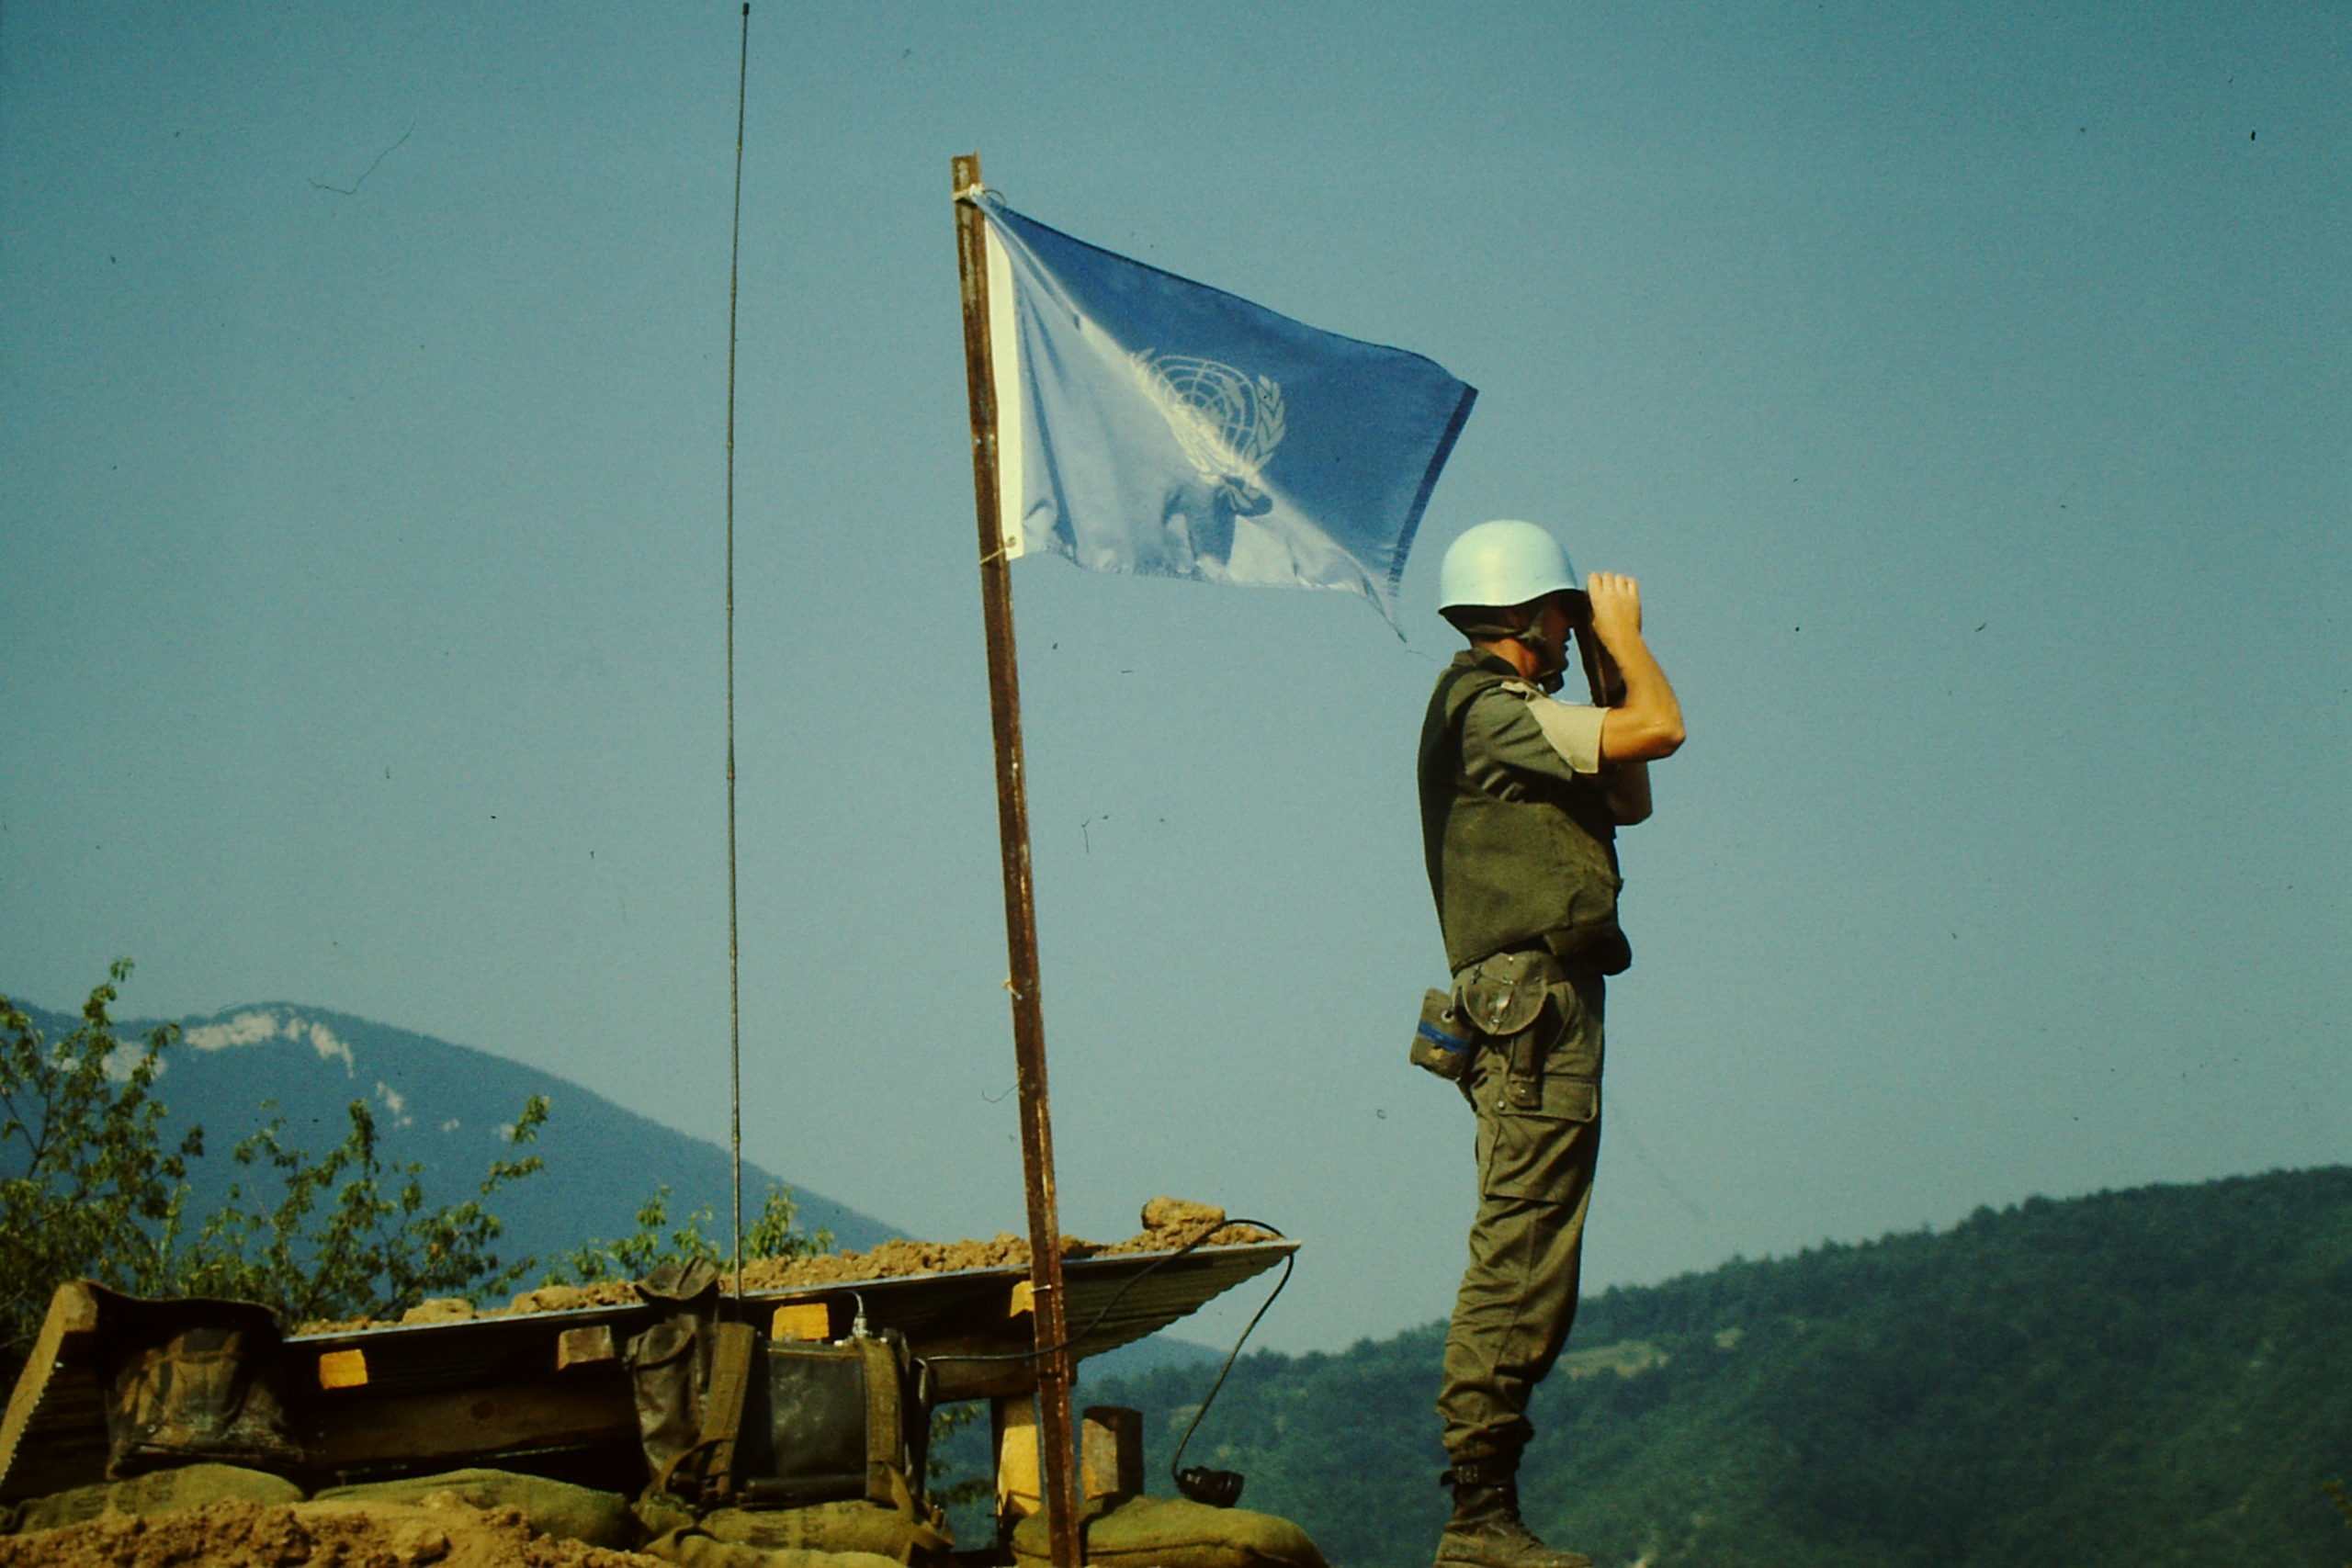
6;993;897;1274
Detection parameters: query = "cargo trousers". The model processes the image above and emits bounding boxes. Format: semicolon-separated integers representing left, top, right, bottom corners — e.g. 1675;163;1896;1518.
1438;955;1605;1473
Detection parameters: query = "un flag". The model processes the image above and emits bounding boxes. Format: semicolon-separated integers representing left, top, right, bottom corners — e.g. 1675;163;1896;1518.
975;192;1476;626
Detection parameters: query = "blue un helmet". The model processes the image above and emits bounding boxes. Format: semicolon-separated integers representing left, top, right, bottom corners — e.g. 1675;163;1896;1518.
1437;520;1579;616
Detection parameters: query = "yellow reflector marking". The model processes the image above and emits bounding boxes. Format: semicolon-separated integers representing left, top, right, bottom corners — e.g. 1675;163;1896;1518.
770;1303;831;1342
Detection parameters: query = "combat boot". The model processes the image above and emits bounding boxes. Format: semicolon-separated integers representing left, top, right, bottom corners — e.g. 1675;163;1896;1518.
1433;1463;1591;1568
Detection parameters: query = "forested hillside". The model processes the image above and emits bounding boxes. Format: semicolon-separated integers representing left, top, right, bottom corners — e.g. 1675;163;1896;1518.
1088;1168;2352;1568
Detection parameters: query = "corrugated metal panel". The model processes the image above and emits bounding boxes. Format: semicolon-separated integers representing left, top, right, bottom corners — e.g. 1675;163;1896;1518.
717;1241;1296;1360
1060;1244;1294;1356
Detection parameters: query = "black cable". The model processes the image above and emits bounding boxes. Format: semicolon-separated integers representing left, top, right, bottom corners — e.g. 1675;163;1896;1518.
1168;1220;1291;1506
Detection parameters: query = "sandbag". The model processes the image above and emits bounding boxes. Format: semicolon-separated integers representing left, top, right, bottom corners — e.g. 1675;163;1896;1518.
640;1522;907;1568
636;1489;702;1541
315;1466;636;1548
8;1461;302;1535
703;1499;947;1563
1012;1495;1330;1568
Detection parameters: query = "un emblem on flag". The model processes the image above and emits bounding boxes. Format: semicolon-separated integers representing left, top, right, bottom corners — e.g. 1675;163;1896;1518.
1130;351;1288;517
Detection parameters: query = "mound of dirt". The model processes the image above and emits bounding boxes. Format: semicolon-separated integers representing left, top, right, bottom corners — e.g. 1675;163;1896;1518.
296;1199;1277;1334
0;1495;666;1568
730;1201;1273;1292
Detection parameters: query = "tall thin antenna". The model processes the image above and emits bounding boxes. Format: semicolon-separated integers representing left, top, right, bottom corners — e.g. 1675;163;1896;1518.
724;0;751;1299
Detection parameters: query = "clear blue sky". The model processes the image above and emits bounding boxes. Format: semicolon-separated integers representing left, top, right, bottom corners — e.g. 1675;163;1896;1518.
4;3;2345;1353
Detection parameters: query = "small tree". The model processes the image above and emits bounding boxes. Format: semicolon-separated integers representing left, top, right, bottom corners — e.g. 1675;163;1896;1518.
2;964;550;1380
545;1183;830;1286
171;1093;547;1326
0;962;201;1367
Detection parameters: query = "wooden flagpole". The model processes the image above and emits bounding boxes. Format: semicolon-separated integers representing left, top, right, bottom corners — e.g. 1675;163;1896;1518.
951;152;1084;1568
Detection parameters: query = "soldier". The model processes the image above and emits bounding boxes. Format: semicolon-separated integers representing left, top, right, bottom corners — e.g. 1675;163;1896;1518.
1419;519;1685;1568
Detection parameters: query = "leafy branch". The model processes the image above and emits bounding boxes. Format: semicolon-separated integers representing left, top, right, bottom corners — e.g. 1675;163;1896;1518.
1;964;550;1378
173;1093;547;1325
1;962;201;1361
543;1183;831;1286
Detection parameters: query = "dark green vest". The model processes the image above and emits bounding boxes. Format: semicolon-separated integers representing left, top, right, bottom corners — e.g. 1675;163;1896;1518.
1419;652;1627;975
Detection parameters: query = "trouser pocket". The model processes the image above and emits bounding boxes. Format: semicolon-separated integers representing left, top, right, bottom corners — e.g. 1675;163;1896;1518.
1467;964;1603;1203
1475;1067;1600;1202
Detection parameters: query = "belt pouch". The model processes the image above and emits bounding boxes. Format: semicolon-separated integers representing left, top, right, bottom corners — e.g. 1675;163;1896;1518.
1408;988;1475;1082
1457;949;1562;1111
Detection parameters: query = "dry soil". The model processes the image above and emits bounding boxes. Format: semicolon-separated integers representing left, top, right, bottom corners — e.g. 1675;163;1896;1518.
0;1495;667;1568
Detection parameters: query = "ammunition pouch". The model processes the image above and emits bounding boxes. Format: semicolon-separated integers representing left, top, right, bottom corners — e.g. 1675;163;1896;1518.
95;1292;302;1480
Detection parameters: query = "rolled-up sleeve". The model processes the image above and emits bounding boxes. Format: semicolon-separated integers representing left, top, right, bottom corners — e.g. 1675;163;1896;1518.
1460;685;1605;795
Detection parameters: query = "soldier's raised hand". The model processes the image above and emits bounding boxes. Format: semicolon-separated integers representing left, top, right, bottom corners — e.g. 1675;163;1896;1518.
1586;571;1644;646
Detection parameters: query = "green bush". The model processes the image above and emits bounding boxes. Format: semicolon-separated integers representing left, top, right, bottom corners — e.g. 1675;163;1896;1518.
0;962;199;1362
542;1183;831;1285
1;963;547;1376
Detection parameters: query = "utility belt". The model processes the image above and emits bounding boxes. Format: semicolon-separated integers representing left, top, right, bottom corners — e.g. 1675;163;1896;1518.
1408;929;1618;1102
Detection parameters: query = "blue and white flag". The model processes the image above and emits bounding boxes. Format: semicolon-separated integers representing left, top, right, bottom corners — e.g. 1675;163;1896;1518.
974;191;1476;625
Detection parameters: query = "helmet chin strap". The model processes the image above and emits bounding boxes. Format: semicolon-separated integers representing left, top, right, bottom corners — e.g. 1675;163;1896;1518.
1511;626;1570;694
1453;602;1569;694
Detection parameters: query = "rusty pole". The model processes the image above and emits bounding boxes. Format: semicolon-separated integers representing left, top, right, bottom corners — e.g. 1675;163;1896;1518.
951;152;1084;1568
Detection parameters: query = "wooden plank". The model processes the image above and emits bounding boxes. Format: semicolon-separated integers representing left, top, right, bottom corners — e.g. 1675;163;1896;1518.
289;1303;661;1399
927;1332;1048;1404
0;1281;106;1502
0;1369;108;1502
556;1325;616;1369
993;1393;1040;1520
798;1243;1297;1401
1081;1405;1142;1502
306;1369;637;1473
277;1242;1294;1377
733;1242;1296;1358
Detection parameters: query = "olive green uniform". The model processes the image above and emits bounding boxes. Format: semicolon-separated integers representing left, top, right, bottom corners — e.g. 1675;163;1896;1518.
1419;649;1633;1476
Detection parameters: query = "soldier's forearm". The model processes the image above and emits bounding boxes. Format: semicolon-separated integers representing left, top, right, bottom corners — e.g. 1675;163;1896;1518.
1595;630;1684;763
